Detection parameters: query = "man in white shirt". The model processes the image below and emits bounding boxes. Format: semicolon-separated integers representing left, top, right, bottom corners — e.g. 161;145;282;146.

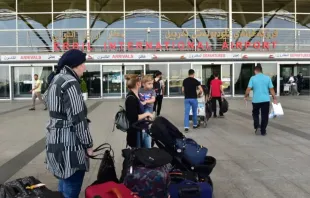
29;74;47;111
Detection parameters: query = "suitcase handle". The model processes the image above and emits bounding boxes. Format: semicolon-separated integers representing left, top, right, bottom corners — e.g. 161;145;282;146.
178;185;201;198
132;119;153;130
108;188;122;198
108;188;140;198
87;143;114;160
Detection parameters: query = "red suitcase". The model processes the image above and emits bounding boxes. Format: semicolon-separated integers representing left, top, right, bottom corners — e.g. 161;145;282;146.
85;181;139;198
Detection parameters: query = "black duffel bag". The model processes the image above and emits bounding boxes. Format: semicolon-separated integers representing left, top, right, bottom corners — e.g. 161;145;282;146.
220;98;229;113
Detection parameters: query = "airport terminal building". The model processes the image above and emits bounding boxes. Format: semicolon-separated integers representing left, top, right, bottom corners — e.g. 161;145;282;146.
0;0;310;99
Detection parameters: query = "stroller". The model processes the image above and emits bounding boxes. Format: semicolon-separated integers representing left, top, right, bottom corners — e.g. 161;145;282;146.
133;116;216;186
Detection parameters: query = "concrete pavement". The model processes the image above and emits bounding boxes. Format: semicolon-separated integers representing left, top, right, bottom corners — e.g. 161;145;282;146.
0;96;310;197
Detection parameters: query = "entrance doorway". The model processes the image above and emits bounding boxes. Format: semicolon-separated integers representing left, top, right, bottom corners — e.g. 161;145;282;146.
279;65;294;95
297;64;310;95
11;65;53;98
201;65;221;87
102;65;122;97
234;63;255;95
124;64;144;95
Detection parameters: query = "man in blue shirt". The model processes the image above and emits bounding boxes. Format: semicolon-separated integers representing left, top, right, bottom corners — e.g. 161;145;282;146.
244;64;277;136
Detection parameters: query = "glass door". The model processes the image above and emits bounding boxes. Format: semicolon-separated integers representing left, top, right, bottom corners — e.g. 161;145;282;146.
221;64;232;95
102;65;122;97
124;64;144;94
12;65;53;98
234;63;255;95
12;67;33;98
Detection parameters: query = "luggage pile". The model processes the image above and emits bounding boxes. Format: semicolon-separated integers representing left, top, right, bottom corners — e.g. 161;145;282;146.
0;176;64;198
86;116;216;198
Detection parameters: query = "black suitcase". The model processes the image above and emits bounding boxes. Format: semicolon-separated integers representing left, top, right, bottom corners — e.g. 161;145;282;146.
3;176;64;198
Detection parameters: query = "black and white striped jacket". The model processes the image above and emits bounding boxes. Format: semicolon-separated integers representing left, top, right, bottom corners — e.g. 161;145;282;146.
44;66;93;179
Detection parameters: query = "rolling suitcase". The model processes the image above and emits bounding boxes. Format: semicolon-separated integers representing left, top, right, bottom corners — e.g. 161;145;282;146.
85;181;139;198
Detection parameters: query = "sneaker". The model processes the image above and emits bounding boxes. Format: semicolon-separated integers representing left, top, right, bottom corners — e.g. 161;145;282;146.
184;128;189;133
29;108;35;111
255;127;260;135
193;124;200;129
44;107;47;111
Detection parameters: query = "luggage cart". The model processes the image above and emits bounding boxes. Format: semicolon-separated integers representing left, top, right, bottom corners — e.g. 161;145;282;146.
283;84;290;95
189;94;207;128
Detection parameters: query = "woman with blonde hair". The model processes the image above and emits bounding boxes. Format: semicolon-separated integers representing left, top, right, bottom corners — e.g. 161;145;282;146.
125;74;153;147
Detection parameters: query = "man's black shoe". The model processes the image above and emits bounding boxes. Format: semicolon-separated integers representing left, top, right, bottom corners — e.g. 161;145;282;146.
44;107;47;111
193;124;200;129
29;108;35;111
213;115;217;118
261;132;267;136
185;128;189;133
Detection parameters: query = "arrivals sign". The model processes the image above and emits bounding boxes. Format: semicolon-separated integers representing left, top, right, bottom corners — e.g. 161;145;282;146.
0;54;60;61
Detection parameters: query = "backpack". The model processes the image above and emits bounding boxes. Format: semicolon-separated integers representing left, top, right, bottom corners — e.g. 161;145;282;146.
153;79;162;96
47;71;56;86
113;95;133;132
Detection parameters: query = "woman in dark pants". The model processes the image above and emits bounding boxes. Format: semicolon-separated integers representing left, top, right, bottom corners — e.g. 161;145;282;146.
125;74;153;148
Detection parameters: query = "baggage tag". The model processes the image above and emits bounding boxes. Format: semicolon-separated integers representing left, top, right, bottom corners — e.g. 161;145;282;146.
26;183;46;190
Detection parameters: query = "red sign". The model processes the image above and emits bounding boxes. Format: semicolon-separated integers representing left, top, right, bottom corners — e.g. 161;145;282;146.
53;41;277;51
20;55;42;60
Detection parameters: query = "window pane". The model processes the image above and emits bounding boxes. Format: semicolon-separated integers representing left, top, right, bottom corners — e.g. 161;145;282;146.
53;13;87;29
264;13;295;29
18;14;52;29
90;0;123;12
0;65;10;99
33;66;53;93
232;0;262;12
265;0;294;13
18;30;52;52
197;0;229;12
91;29;124;52
125;13;159;28
90;13;123;29
196;13;228;29
162;0;194;11
161;29;196;51
161;13;194;28
125;0;159;11
1;0;16;12
169;63;191;96
84;64;101;97
145;64;168;96
0;14;16;29
232;14;263;28
18;0;51;12
53;0;86;12
125;29;160;51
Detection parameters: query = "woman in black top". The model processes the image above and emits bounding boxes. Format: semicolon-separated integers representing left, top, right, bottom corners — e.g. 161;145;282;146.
125;74;153;147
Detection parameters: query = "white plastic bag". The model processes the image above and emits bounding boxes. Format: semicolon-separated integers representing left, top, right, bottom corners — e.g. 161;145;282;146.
269;103;284;119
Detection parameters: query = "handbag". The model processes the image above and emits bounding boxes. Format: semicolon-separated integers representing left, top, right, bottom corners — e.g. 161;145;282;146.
120;148;173;198
113;95;134;132
88;143;119;185
175;138;208;166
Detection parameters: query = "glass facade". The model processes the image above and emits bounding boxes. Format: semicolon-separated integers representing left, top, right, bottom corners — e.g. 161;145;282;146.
1;0;310;53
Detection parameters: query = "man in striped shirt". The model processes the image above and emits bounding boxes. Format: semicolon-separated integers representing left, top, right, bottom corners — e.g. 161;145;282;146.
44;49;93;198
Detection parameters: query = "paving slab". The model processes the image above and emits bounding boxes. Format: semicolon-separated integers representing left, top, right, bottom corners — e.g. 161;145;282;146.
0;97;309;198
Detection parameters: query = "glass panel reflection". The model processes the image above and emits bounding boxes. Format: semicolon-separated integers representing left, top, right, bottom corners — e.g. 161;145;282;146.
84;64;101;97
222;64;232;95
0;66;10;99
145;64;168;96
234;63;255;95
125;65;144;94
169;63;191;96
102;65;122;97
13;67;32;98
33;66;53;94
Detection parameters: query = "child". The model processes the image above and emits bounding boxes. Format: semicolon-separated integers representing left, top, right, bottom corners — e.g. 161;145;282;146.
138;75;156;148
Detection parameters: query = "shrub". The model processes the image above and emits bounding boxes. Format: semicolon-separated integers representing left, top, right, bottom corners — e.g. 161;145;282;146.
80;78;88;93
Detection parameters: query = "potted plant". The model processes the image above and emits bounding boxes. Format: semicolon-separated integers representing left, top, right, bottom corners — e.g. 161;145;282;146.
80;78;88;101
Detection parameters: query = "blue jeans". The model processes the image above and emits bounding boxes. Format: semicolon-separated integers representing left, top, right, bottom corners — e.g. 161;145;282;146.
58;170;85;198
136;106;152;148
184;99;198;128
